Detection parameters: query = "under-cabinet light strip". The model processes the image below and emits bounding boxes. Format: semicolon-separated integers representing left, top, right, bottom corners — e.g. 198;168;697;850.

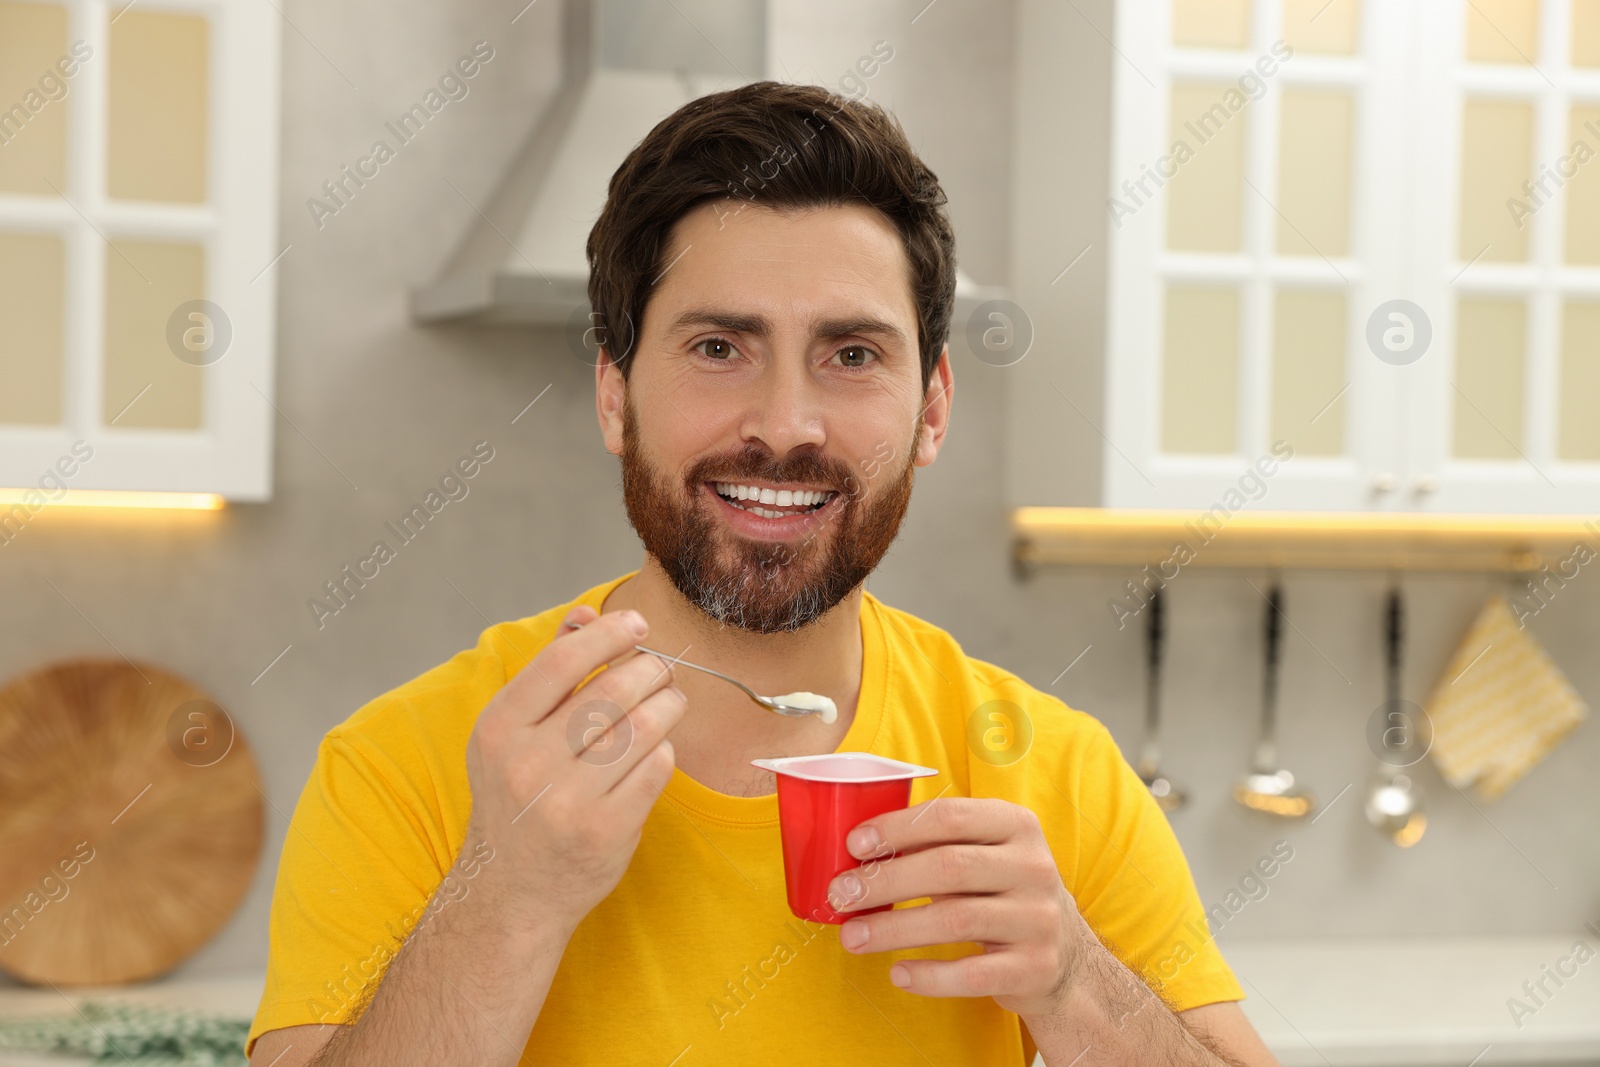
0;489;225;511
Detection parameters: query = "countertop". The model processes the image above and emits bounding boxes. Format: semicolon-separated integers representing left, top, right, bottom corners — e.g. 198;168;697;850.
1227;937;1600;1065
0;937;1595;1065
0;974;263;1066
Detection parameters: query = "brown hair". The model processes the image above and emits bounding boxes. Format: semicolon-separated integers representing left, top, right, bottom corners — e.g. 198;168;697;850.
585;80;956;390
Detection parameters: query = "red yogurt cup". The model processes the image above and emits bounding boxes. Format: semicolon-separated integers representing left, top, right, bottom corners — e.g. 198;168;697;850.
752;753;938;925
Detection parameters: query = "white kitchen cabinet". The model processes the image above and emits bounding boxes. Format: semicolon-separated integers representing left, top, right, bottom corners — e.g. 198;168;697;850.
1005;0;1600;516
0;0;282;504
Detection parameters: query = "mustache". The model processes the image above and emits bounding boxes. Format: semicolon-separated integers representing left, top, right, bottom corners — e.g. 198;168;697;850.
683;443;854;492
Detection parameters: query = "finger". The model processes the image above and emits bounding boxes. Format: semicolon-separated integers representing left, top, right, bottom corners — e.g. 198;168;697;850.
607;737;677;813
565;683;687;794
828;844;1016;912
556;604;598;634
613;646;682;687
838;896;1030;955
546;642;678;731
502;608;652;724
887;951;1026;999
845;797;1022;861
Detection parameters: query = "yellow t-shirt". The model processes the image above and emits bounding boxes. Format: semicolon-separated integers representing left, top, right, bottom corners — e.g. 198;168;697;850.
248;571;1243;1064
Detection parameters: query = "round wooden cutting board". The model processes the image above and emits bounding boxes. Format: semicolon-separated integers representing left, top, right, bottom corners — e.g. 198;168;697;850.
0;658;264;986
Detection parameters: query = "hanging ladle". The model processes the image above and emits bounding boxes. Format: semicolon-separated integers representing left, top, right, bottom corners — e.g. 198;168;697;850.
1137;588;1187;812
1363;586;1428;847
1233;582;1316;818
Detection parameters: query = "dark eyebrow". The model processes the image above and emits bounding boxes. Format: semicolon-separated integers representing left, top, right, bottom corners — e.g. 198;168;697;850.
665;306;911;349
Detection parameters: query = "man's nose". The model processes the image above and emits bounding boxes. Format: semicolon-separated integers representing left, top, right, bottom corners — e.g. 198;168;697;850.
738;352;826;455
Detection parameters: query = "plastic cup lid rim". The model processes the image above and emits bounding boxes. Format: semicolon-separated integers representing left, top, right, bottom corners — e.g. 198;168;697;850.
750;752;939;783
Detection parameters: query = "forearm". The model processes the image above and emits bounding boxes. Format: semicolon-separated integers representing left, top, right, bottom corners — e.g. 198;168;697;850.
1022;931;1243;1066
309;880;573;1067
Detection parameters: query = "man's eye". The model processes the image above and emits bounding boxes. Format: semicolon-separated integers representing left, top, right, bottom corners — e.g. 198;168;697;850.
836;345;876;368
697;338;736;360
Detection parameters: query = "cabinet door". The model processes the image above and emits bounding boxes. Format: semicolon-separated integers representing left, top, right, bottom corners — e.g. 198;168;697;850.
0;0;281;503
1407;0;1600;513
1106;0;1412;511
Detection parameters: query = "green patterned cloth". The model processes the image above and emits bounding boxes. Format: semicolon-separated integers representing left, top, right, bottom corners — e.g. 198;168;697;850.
0;1001;248;1066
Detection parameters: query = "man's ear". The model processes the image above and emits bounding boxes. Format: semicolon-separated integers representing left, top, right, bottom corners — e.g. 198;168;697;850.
596;351;626;456
914;344;954;468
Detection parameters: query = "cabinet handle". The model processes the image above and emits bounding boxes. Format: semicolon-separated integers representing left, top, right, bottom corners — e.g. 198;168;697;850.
1373;472;1398;493
1414;474;1439;494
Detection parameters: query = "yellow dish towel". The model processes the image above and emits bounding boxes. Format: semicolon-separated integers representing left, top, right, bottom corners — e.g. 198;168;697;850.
1424;596;1587;802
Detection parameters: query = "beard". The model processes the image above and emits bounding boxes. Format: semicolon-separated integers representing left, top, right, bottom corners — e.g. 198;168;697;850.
618;394;919;634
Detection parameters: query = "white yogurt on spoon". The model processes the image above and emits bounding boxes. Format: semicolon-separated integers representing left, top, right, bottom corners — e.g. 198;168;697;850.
771;691;837;724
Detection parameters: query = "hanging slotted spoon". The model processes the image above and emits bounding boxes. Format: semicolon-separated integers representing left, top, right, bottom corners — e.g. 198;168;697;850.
1364;587;1427;846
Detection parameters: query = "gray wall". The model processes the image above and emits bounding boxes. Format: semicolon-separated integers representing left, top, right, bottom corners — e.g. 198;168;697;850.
2;0;1596;988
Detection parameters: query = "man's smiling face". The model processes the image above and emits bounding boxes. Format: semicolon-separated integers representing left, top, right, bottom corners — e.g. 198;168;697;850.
596;198;952;634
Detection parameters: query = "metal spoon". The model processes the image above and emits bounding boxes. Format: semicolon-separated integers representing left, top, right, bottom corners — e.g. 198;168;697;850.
570;620;836;721
1364;587;1427;847
1137;588;1187;813
1233;582;1316;818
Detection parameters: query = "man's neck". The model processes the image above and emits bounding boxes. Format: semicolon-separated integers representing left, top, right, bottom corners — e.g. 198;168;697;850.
597;557;864;794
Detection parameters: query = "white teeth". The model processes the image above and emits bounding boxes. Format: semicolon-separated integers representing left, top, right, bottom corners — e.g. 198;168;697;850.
713;482;837;514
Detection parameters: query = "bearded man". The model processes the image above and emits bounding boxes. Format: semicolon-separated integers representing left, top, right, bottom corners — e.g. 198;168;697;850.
247;81;1278;1067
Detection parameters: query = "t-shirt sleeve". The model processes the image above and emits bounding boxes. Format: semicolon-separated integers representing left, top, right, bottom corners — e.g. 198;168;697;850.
1063;717;1245;1013
246;725;454;1057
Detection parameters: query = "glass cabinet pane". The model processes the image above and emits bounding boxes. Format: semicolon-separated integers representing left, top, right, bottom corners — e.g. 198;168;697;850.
1167;84;1248;253
1282;0;1360;54
108;11;209;203
0;231;66;424
1464;0;1540;64
1560;302;1600;460
103;240;205;429
0;2;70;196
1565;106;1600;264
1171;0;1251;47
1277;90;1353;257
1272;289;1346;456
1162;285;1240;454
1576;0;1600;67
1459;100;1534;263
1452;298;1526;460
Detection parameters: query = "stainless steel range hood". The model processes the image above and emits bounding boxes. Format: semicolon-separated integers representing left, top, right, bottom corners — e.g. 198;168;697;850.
411;0;1002;329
